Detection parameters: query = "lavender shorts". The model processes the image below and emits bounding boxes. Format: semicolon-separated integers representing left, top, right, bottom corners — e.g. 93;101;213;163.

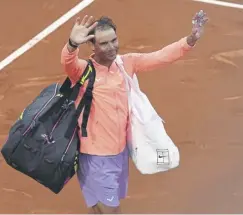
77;147;129;208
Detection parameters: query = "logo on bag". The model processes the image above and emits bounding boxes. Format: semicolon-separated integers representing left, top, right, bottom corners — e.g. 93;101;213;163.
157;149;170;165
80;65;92;85
74;152;78;172
41;134;55;144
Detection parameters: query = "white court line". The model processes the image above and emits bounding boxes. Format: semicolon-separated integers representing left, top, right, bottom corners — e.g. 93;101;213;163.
0;0;241;72
192;0;243;9
0;0;94;71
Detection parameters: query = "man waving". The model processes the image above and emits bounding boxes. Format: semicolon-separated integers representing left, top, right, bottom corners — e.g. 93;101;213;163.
61;11;208;214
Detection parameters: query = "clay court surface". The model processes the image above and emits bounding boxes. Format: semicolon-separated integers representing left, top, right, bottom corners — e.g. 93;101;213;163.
1;0;243;213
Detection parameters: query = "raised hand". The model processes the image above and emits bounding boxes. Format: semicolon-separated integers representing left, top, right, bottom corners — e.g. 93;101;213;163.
191;10;209;40
187;10;208;46
69;15;98;46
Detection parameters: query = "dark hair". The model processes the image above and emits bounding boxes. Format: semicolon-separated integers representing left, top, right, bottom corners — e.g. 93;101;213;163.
89;16;117;44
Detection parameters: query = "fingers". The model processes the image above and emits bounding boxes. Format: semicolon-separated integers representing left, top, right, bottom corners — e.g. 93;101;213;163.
192;10;208;27
88;21;98;31
85;16;95;27
86;35;95;41
75;17;81;25
78;15;96;28
81;35;95;44
81;15;89;25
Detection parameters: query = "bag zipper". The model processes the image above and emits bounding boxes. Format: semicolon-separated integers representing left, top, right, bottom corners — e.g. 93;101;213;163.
61;127;77;161
41;109;67;145
22;84;58;136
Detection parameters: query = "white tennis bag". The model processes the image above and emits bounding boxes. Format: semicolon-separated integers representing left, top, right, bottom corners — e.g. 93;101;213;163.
116;55;180;174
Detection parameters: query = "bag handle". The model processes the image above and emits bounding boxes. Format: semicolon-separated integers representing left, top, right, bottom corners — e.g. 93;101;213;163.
39;61;93;123
115;55;147;122
115;56;132;113
115;55;141;94
115;55;164;124
76;60;96;137
59;61;92;99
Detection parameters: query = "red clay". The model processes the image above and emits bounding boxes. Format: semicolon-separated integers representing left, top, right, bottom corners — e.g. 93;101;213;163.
1;0;243;213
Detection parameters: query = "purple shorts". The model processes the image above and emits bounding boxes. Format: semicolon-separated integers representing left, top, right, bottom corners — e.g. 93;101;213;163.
77;147;129;208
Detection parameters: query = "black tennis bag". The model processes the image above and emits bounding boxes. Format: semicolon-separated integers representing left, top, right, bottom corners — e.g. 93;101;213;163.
1;60;96;194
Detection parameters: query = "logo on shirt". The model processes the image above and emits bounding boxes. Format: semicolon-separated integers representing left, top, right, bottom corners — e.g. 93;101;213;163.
157;149;170;165
96;78;103;82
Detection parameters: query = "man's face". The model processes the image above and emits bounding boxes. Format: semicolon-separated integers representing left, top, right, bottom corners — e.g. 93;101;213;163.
93;28;119;62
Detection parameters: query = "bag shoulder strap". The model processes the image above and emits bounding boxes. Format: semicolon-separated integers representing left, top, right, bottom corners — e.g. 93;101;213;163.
75;60;96;137
59;61;93;101
39;60;94;124
115;55;141;92
65;59;96;138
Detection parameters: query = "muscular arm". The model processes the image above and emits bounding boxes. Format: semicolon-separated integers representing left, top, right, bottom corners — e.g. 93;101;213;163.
124;37;194;74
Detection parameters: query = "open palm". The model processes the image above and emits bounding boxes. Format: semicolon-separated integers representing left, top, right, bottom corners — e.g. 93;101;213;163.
70;15;98;45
